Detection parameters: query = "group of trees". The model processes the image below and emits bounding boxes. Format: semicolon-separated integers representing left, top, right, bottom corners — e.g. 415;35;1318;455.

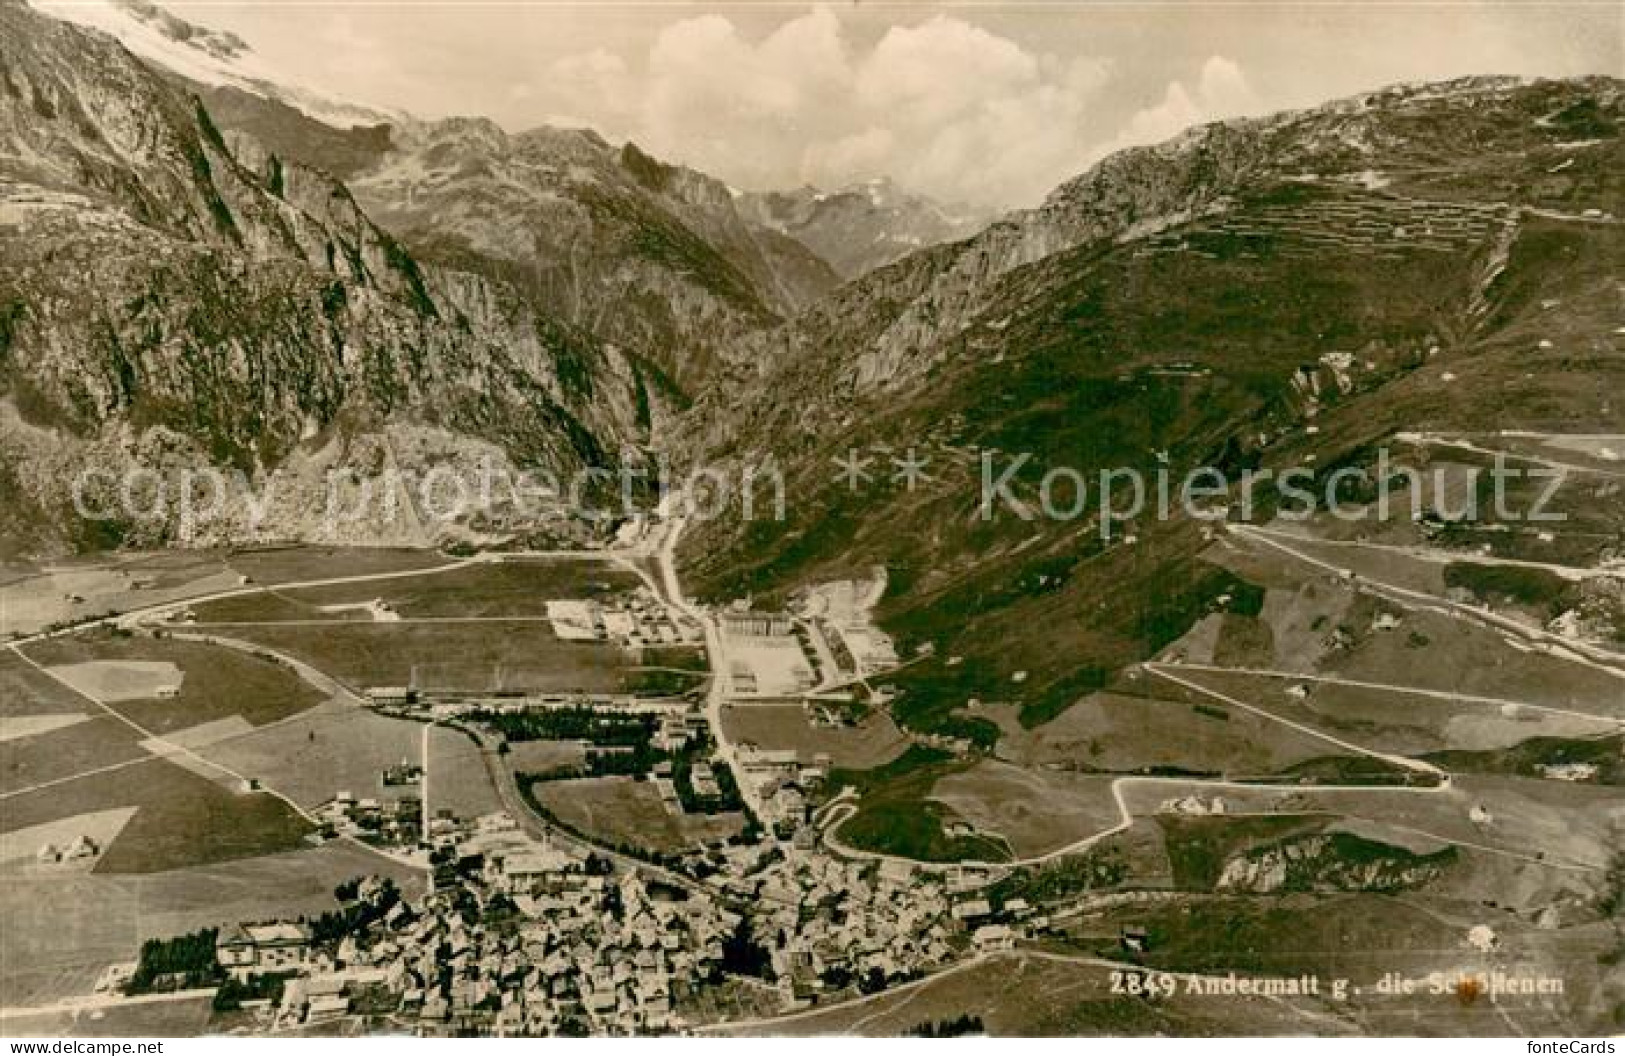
309;877;403;946
127;928;221;994
472;707;654;747
212;973;285;1012
905;1014;986;1037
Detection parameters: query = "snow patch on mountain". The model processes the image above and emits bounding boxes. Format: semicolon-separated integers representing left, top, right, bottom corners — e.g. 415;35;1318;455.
28;0;400;128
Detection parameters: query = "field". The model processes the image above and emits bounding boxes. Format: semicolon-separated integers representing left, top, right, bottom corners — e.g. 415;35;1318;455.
192;556;638;622
826;747;1012;863
192;622;635;695
988;682;1351;777
1124;776;1620;883
0;841;423;1010
201;701;427;809
0;552;239;638
0;714;148;795
1057;892;1608;1035
221;546;454;586
44;660;183;702
529;775;744;854
0;755;313;874
503;739;587;774
1;996;217;1037
19;634;325;733
719;703;909;768
0;649;98;716
927;761;1123;858
724;635;815;696
1201;535;1624;715
427;726;506;821
1158;665;1622;757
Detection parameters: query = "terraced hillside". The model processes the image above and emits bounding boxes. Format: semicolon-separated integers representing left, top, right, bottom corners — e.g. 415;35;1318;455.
679;81;1624;952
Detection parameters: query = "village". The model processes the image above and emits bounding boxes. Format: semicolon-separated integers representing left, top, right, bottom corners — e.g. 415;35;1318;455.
124;800;1027;1036
87;547;1012;1035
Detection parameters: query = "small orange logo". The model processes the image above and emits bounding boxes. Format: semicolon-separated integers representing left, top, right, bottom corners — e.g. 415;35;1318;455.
1455;976;1484;1005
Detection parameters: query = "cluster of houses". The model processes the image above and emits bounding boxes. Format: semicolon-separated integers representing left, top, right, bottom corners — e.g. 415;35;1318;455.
713;851;966;999
190;804;1049;1034
212;813;743;1034
546;589;701;649
734;744;823;831
312;791;425;854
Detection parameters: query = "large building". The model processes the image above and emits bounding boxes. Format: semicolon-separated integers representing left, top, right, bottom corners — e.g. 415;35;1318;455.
720;612;795;638
217;921;314;980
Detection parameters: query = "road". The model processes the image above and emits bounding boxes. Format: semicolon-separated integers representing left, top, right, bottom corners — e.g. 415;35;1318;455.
1394;430;1625;480
1242;525;1622;583
0;987;217;1023
643;515;778;833
1145;663;1446;779
1158;661;1625;726
1228;522;1625;678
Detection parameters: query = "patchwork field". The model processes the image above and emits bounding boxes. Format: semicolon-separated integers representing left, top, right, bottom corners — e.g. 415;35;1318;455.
988;683;1351;777
0;712;87;743
1159;665;1622;757
1200;537;1624;715
0;756;312;874
19;634;326;733
221;546;454;587
0;553;239;638
0;714;148;795
0;650;96;716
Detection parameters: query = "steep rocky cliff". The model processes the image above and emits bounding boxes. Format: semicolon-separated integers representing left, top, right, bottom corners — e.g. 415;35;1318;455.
0;0;661;553
345;125;838;389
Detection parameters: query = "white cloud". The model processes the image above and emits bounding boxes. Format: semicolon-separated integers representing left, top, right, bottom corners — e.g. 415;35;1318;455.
1105;55;1260;154
540;8;1258;209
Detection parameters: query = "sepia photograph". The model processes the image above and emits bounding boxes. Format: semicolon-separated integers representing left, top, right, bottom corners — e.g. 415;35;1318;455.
0;0;1620;1044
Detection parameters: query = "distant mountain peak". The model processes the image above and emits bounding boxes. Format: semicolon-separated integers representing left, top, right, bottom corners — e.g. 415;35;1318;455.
739;179;992;279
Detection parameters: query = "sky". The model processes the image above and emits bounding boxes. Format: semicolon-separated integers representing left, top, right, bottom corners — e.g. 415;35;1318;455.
153;1;1621;209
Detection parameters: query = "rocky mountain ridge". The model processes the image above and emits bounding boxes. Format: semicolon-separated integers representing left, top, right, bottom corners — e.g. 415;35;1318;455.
737;177;990;280
0;0;666;553
342;121;838;389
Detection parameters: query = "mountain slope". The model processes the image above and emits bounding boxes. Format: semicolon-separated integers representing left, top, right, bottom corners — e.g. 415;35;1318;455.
345;125;838;389
25;0;397;128
0;0;662;554
23;0;840;395
682;75;1625;743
